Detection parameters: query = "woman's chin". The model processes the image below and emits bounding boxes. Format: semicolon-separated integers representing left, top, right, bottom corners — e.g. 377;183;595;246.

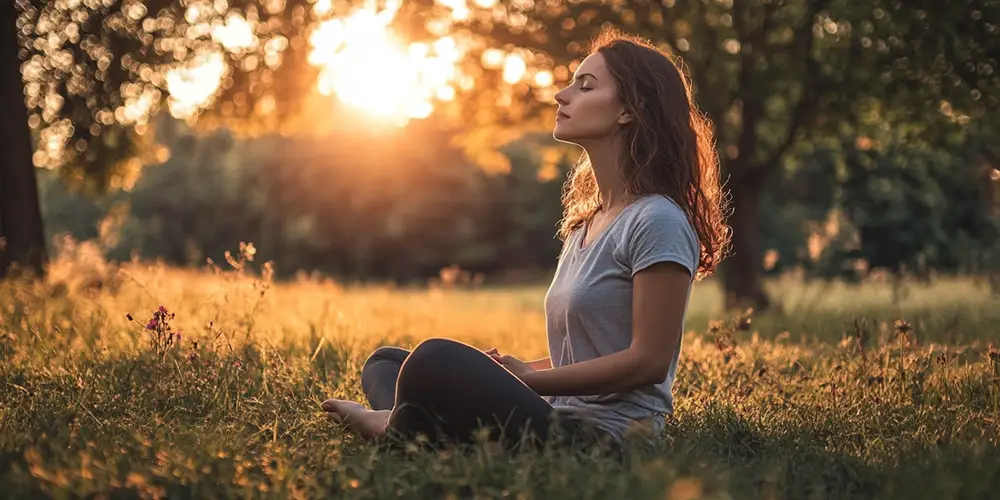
552;126;576;144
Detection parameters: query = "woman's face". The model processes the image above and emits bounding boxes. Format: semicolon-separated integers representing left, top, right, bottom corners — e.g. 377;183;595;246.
552;53;630;145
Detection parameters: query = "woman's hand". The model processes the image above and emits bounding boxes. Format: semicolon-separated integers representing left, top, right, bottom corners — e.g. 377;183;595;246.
484;348;536;380
496;354;536;379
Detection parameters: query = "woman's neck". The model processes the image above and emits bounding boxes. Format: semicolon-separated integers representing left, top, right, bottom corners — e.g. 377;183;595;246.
584;139;631;212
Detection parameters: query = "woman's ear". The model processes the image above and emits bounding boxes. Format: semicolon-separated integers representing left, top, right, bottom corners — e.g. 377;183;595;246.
618;98;641;125
618;108;635;125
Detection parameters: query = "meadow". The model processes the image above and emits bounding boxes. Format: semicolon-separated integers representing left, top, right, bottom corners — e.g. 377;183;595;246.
1;244;999;499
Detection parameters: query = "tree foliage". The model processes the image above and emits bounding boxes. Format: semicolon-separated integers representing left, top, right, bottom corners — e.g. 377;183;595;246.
464;0;1000;308
834;133;998;279
6;0;1000;298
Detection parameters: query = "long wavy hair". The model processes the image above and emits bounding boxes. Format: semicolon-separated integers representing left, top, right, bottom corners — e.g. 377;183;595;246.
557;29;731;280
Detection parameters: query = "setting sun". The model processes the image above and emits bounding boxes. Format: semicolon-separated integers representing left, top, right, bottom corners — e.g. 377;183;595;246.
162;0;473;126
308;2;465;126
154;0;554;128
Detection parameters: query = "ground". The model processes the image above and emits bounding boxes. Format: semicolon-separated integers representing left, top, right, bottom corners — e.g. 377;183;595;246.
1;255;999;499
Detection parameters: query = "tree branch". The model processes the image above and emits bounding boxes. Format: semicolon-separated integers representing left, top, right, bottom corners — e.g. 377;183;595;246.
729;0;765;181
755;1;777;56
757;0;830;172
690;1;719;91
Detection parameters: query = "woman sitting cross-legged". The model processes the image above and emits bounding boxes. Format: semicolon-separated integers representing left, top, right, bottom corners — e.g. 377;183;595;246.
321;28;731;451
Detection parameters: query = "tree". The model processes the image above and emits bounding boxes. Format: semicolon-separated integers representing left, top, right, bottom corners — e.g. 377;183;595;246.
3;0;550;278
827;129;999;280
1;1;46;277
464;0;1000;310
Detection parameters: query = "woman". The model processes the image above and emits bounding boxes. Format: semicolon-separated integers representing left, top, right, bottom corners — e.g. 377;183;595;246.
321;29;730;450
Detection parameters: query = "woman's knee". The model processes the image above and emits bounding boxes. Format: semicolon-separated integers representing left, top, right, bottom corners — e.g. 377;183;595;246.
362;346;409;371
395;338;479;388
405;338;472;368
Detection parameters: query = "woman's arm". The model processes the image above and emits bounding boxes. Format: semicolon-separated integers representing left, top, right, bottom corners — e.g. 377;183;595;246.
485;348;549;370
519;261;690;397
527;357;552;370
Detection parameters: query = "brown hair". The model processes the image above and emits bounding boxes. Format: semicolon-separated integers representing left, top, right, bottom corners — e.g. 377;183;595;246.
557;29;731;280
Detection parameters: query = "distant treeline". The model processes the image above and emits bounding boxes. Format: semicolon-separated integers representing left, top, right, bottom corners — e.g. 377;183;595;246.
38;120;1000;285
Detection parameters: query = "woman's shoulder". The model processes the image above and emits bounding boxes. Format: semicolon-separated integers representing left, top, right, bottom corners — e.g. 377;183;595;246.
628;194;693;228
615;194;700;275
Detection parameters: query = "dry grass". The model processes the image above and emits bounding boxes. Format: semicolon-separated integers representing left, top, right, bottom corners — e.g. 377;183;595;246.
1;245;999;498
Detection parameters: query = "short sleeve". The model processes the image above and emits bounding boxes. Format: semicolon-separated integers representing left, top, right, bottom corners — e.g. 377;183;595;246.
627;197;700;278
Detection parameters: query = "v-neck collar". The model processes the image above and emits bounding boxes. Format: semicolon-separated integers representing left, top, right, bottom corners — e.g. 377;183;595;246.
577;196;648;251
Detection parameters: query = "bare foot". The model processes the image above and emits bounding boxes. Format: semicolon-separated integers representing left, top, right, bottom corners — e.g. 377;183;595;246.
321;399;390;438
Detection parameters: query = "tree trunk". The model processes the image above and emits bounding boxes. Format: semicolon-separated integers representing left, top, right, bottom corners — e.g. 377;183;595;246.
0;1;47;278
720;171;771;312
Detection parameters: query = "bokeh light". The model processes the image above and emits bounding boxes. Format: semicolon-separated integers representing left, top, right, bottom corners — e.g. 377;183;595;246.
17;0;565;167
165;51;228;119
157;0;555;127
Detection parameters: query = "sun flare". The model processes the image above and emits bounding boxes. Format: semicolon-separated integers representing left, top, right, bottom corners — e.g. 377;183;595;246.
308;2;464;126
22;0;565;170
157;0;548;127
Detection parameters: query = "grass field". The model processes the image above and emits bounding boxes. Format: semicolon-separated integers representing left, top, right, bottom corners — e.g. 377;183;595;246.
2;249;1000;499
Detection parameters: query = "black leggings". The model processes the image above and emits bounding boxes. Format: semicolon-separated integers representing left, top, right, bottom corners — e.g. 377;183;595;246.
359;338;616;450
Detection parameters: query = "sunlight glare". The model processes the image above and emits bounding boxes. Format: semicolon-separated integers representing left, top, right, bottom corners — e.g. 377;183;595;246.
156;0;550;126
212;13;257;52
436;86;456;101
534;70;554;87
481;48;505;69
435;0;471;20
502;54;527;84
121;86;160;125
310;0;330;16
165;51;228;119
309;1;466;126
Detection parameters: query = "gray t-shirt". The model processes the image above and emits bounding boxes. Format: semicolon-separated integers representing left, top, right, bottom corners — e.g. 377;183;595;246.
544;194;700;442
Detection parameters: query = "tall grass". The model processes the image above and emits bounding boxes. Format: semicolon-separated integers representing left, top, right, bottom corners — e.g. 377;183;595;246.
1;243;999;498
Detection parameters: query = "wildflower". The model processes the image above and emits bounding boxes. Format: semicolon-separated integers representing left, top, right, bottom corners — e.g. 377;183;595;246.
893;319;912;334
241;242;256;260
158;305;168;315
735;308;754;331
174;331;182;343
146;319;158;330
988;346;999;362
987;346;1000;377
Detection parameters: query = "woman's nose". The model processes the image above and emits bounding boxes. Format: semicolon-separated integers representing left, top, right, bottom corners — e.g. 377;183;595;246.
554;88;569;106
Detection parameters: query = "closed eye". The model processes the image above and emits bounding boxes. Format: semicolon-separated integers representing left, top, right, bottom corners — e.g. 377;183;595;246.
572;72;598;91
